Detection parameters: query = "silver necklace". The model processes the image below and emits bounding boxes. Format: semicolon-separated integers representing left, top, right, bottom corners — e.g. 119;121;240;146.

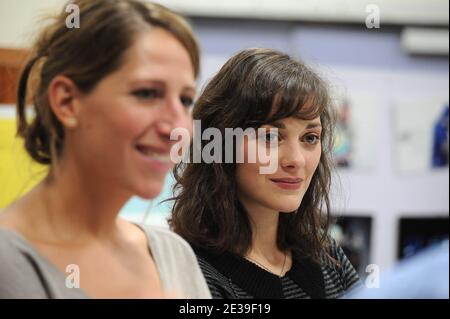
245;252;287;277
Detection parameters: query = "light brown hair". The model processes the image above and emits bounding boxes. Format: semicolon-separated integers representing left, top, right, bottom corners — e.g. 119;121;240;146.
16;0;200;165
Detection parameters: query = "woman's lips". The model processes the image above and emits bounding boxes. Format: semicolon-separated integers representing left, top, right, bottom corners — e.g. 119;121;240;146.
270;177;304;190
135;144;173;171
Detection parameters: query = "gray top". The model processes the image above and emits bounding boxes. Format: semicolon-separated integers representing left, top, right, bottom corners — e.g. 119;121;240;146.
0;225;212;299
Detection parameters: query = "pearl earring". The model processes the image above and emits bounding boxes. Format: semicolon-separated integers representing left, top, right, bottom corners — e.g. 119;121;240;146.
66;117;78;127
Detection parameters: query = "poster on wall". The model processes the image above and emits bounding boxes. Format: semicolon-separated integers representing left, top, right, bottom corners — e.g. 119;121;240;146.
333;98;352;167
330;215;372;279
432;104;449;168
0;106;47;209
318;65;383;171
330;91;379;171
398;216;449;260
393;97;449;173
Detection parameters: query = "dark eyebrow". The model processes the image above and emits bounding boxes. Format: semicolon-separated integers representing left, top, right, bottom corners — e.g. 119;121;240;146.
130;79;196;93
183;86;196;95
306;122;322;130
267;121;322;130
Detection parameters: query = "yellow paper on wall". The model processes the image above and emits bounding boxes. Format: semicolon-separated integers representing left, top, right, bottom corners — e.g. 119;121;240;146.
0;118;47;208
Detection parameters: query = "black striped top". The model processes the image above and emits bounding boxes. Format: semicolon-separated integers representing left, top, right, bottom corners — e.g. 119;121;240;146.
193;239;361;299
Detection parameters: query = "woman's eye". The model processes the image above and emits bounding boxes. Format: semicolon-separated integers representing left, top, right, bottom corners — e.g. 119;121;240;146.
132;88;161;100
303;134;320;145
180;96;194;108
260;132;279;145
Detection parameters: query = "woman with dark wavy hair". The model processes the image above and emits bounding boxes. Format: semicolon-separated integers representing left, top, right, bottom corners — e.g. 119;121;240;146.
169;48;360;299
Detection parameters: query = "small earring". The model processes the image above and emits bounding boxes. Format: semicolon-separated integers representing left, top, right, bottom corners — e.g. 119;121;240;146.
65;117;78;128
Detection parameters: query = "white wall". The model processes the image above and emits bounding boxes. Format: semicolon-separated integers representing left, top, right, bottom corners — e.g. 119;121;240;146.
0;0;64;48
158;0;449;26
326;65;449;272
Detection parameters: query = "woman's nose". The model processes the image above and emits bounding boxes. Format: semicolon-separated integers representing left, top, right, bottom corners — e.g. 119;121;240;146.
156;97;191;138
280;142;306;170
155;120;173;139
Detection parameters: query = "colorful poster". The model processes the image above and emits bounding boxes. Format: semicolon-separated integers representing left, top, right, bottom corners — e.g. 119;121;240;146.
330;215;372;278
394;98;449;173
0;107;47;208
329;91;379;170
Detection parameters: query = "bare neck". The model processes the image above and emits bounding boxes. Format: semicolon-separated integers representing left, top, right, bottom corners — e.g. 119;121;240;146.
244;204;284;262
6;156;131;245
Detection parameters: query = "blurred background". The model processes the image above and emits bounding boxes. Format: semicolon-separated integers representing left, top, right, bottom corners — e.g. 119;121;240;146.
0;0;448;277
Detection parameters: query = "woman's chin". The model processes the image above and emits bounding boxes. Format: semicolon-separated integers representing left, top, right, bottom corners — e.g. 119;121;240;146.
278;207;300;214
273;201;302;213
134;184;165;200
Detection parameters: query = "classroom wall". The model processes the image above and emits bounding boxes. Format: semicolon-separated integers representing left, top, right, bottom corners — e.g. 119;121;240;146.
0;1;448;272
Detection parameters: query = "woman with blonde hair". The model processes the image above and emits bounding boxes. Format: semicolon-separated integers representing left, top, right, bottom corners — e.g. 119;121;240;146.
0;0;210;299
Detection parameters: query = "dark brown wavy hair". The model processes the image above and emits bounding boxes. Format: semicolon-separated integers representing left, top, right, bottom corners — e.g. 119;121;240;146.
169;48;336;261
16;0;199;165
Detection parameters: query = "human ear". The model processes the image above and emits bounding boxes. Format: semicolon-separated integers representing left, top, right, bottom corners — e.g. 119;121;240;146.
47;75;81;129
